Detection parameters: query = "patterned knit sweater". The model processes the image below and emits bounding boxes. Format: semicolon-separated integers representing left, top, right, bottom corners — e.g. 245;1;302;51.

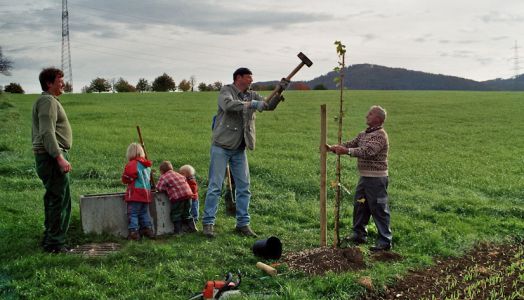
343;126;389;177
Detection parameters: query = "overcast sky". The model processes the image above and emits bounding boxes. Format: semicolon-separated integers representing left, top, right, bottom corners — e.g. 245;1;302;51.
1;0;522;93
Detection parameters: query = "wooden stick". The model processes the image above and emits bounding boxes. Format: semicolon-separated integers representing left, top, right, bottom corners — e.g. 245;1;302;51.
256;262;277;276
320;105;327;247
136;126;156;187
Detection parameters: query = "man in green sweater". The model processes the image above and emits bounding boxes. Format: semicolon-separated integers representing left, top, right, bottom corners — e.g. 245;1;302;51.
329;105;392;251
32;68;73;254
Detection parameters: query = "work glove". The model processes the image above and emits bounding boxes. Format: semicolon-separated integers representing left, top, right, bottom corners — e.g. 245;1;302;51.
278;78;290;92
266;94;284;111
250;100;267;112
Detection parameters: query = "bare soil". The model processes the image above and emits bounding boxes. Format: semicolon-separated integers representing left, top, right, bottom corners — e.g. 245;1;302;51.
283;241;523;299
283;246;366;275
361;241;524;299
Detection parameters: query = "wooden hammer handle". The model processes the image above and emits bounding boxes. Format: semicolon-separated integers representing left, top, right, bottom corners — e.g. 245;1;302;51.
264;62;305;103
256;262;277;276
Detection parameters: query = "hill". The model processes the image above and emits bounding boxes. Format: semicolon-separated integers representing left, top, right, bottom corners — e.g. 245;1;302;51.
256;64;524;91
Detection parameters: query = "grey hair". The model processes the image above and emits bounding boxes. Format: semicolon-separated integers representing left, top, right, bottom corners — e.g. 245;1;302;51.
370;105;387;123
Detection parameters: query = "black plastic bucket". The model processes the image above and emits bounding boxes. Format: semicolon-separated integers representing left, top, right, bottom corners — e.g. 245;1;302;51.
252;236;282;259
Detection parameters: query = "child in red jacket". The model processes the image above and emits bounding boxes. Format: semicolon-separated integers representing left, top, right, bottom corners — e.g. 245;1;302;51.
179;164;199;222
122;143;155;240
156;161;197;235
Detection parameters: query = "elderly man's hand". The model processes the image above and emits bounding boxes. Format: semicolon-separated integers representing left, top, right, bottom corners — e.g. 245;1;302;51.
330;145;350;155
56;154;72;173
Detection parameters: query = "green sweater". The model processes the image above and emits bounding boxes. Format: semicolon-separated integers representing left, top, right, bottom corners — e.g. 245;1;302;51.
32;92;72;158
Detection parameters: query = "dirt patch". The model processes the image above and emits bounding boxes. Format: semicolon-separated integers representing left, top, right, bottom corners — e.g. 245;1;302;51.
371;251;403;263
283;246;365;275
361;241;524;300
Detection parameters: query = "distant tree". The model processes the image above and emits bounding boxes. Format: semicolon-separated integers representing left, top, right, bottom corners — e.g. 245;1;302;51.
89;77;111;93
4;82;24;94
136;78;150;92
152;73;176;92
0;47;13;76
190;75;196;92
291;82;310;90
81;85;93;93
64;82;73;93
313;84;327;90
206;84;214;91
251;84;261;91
198;82;209;91
178;79;191;92
213;81;223;91
114;77;136;93
266;84;276;91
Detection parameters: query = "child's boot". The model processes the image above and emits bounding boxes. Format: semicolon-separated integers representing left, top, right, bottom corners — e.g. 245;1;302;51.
140;227;156;239
173;221;183;235
183;218;198;233
127;230;140;241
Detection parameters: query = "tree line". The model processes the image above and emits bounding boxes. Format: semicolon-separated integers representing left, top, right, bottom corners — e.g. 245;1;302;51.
81;73;225;94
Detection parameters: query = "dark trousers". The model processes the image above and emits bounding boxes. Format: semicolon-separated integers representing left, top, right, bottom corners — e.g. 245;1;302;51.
171;199;192;222
35;152;71;249
352;176;392;247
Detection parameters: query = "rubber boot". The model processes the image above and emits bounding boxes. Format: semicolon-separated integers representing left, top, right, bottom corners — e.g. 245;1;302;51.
183;218;198;233
127;230;140;241
139;227;156;239
173;221;183;235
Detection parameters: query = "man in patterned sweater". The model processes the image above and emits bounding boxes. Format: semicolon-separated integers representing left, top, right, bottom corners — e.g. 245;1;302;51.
328;105;392;251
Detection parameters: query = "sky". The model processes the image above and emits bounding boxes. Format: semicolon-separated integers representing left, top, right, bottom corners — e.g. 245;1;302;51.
1;0;523;94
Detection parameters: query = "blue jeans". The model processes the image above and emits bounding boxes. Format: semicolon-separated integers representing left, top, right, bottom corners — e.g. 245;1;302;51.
127;202;152;231
191;199;199;221
203;145;251;227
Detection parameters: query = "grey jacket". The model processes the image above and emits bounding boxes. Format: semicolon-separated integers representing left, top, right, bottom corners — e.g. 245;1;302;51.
212;84;282;150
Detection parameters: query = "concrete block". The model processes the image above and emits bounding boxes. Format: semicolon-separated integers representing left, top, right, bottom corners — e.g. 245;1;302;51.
80;192;173;238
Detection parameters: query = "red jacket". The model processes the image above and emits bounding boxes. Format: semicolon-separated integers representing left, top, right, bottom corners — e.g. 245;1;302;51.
187;176;199;201
122;157;152;203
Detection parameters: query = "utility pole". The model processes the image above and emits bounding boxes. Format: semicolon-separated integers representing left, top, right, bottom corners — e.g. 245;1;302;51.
62;0;73;92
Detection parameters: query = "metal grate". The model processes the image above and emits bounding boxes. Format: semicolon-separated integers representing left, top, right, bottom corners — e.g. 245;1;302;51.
70;243;121;257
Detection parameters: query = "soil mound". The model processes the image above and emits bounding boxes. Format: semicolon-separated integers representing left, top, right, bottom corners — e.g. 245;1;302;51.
283;246;365;275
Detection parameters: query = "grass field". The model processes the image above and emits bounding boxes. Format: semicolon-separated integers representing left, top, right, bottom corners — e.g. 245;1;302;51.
0;90;523;299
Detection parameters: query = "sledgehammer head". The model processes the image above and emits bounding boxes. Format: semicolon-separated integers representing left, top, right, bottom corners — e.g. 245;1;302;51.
298;52;313;67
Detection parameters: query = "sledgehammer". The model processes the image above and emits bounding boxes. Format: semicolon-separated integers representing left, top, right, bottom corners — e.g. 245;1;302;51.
264;52;313;103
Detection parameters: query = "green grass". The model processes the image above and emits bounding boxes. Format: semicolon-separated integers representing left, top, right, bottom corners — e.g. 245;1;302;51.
0;90;523;299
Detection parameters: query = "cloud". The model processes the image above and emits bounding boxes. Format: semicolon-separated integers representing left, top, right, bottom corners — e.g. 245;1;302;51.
480;11;524;23
67;0;332;35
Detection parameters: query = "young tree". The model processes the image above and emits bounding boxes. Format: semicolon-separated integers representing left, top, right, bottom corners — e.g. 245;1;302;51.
136;78;150;92
4;82;24;94
115;77;136;93
152;73;176;92
0;46;13;76
88;77;111;93
178;79;191;92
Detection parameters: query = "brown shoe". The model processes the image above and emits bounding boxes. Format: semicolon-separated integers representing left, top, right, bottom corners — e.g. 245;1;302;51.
235;225;257;237
127;230;140;241
203;224;215;238
140;227;156;239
